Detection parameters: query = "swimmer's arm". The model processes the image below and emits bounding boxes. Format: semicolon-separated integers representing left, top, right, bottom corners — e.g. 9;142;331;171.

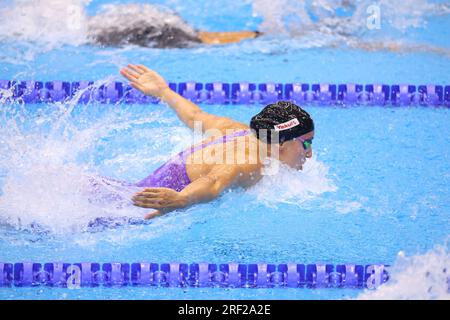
120;64;247;133
160;89;248;133
135;165;239;219
179;165;240;206
197;31;260;45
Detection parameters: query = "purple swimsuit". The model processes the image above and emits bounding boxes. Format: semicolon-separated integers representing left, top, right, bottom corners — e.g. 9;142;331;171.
135;129;251;192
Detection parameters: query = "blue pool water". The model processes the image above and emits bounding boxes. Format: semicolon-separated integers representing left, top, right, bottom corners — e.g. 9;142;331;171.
0;0;450;300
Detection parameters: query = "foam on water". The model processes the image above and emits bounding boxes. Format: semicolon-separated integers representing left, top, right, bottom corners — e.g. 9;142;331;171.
248;157;337;208
357;241;450;300
0;81;337;236
252;0;450;35
0;82;144;234
0;0;448;51
87;3;198;45
0;0;91;46
251;0;450;55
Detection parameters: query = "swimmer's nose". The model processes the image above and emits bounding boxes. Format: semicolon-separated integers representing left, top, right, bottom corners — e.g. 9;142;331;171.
306;149;312;158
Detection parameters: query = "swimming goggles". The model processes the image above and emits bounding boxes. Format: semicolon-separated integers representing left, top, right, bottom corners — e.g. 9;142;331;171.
295;136;313;151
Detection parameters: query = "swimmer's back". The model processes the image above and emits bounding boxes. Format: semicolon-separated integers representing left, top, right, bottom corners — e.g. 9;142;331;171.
88;4;260;48
185;125;264;189
87;4;201;48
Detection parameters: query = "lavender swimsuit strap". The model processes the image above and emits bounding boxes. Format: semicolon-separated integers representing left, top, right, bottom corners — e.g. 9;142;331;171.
135;129;251;191
181;129;252;160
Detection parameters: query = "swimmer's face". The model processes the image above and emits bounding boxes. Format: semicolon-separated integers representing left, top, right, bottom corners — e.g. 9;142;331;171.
279;131;314;170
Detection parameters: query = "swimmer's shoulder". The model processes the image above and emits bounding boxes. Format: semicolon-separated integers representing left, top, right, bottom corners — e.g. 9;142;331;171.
217;122;250;134
234;163;264;189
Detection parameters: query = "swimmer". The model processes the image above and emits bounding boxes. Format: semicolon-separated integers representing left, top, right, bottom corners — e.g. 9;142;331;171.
120;64;314;219
88;4;260;48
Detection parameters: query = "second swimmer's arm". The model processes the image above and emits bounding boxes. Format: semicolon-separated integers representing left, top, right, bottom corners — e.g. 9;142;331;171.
197;31;260;45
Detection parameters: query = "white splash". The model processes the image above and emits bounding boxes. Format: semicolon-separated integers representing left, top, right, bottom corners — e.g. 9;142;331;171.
248;156;337;208
357;242;450;300
0;1;197;46
0;0;448;50
335;200;363;214
251;0;450;35
87;3;197;43
0;0;91;46
0;82;155;234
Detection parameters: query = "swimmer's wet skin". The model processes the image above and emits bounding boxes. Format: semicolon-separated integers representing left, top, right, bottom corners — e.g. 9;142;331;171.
89;13;259;48
87;4;260;48
196;31;261;45
120;64;314;219
91;26;259;48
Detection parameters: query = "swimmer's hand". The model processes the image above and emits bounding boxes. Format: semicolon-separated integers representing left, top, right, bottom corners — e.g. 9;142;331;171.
120;64;170;98
143;209;165;220
132;187;188;220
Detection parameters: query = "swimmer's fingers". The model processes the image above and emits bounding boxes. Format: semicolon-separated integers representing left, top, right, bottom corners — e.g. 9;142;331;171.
141;187;174;193
132;193;161;203
144;210;163;220
134;189;159;197
132;199;165;208
144;209;172;220
132;193;167;206
132;195;160;204
133;190;160;198
125;68;140;80
133;196;180;209
133;188;183;209
130;82;146;92
136;64;153;73
127;64;144;75
120;68;139;81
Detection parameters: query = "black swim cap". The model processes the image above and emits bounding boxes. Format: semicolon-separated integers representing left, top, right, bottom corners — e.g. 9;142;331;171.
250;101;314;144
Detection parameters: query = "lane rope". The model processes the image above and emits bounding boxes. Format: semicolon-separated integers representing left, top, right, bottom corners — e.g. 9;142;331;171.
0;262;389;289
1;80;449;106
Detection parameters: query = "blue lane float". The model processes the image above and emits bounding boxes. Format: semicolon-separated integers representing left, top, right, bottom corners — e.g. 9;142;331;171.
0;262;389;289
1;80;448;106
